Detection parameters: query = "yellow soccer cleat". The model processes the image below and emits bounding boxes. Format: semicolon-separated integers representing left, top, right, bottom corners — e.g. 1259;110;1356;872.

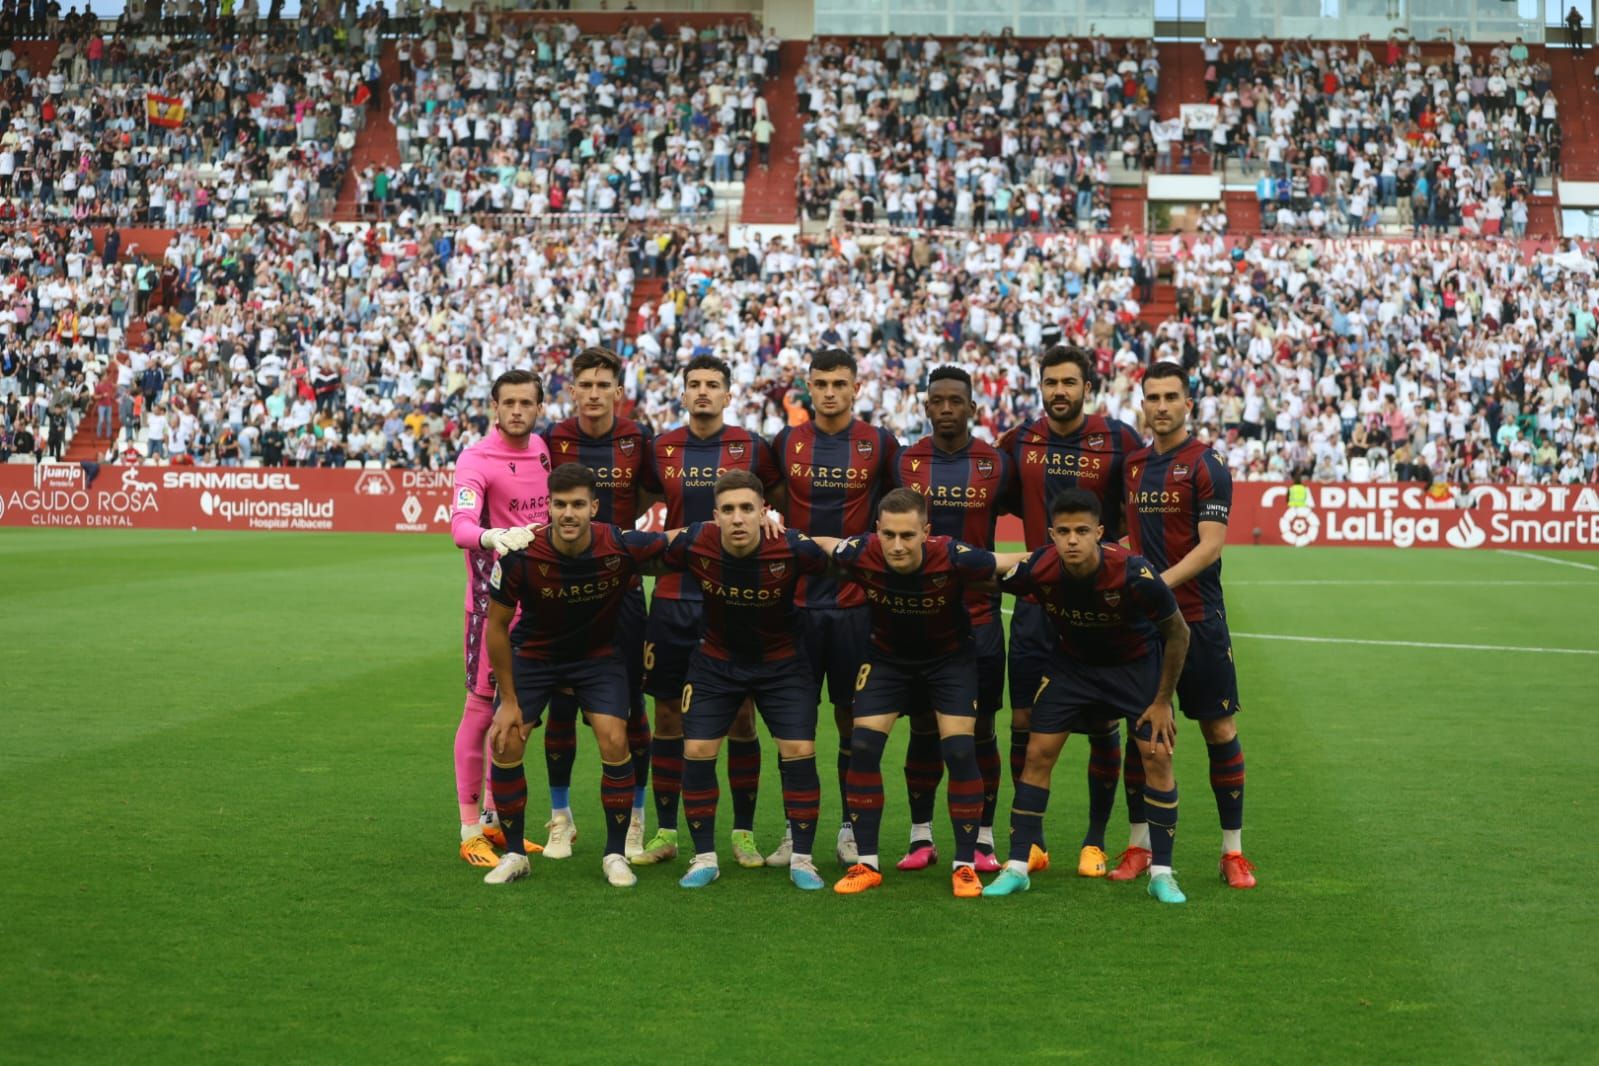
1026;844;1051;873
1078;845;1108;878
460;834;499;868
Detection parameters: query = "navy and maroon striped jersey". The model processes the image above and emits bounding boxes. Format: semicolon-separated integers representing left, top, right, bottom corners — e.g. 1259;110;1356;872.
542;416;654;528
832;534;998;660
643;425;780;601
772;419;900;609
489;524;668;660
998;414;1143;545
1000;541;1179;666
894;436;1012;626
662;523;830;663
1124;437;1231;623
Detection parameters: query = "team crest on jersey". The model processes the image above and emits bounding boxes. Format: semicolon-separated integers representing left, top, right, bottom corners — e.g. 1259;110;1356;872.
490;562;502;588
1086;435;1105;449
727;442;746;460
455;487;478;510
769;561;787;577
975;457;993;477
856;439;874;456
619;438;636;456
1103;590;1120;607
606;556;622;571
1172;463;1190;478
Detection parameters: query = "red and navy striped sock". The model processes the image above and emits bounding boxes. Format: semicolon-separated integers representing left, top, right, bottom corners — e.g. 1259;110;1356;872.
682;755;719;857
489;758;528;855
1207;737;1245;832
1083;726;1122;849
1008;781;1050;864
626;703;652;802
544;692;579;794
844;727;889;865
727;735;761;832
652;734;684;831
903;725;943;829
836;742;852;829
601;758;635;858
941;734;983;865
779;754;821;858
975;719;1002;830
1123;734;1147;826
1145;784;1179;868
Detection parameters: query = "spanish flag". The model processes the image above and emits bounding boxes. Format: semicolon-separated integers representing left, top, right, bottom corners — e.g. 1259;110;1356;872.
146;93;186;129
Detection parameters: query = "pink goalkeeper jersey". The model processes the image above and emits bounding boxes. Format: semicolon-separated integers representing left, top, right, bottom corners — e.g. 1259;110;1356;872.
450;428;553;614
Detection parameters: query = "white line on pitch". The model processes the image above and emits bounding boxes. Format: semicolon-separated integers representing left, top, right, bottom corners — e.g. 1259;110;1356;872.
1227;579;1588;587
1496;549;1599;572
1231;632;1599;656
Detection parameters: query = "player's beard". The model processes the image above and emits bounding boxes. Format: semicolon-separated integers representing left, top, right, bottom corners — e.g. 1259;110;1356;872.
1047;395;1084;427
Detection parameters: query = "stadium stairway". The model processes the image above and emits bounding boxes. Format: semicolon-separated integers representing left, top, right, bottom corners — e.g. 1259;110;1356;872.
1549;48;1599;180
1110;186;1147;231
335;42;403;218
1221;189;1261;234
1159;42;1207;121
625;276;665;343
738;41;808;225
1140;280;1179;325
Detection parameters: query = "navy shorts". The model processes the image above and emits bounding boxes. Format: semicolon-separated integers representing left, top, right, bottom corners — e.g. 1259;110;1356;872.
801;605;871;707
1031;654;1160;740
548;584;646;720
682;652;818;742
855;649;980;721
643;596;703;700
1007;598;1055;710
1177;615;1241;721
509;654;631;727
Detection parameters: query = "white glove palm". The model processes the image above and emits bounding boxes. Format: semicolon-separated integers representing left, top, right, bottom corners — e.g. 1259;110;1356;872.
483;527;535;555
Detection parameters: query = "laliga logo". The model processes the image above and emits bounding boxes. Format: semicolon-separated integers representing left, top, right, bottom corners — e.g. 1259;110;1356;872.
1445;511;1487;549
1279;505;1320;548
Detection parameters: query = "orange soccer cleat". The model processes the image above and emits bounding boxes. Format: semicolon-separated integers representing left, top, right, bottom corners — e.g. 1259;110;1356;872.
1078;845;1108;878
482;825;544;854
1107;846;1152;881
833;863;885;895
1026;844;1051;873
1220;852;1257;889
459;834;499;868
952;866;983;899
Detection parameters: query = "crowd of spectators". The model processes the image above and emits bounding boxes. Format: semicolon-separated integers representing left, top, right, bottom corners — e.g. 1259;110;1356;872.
795;32;1162;234
1206;33;1554;237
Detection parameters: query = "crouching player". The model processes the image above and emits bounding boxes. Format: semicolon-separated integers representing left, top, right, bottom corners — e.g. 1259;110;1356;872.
984;489;1193;904
824;489;1031;898
481;464;670;888
664;470;833;892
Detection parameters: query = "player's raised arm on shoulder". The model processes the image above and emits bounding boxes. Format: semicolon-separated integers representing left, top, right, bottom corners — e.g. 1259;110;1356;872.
621;529;674;576
991;549;1032;573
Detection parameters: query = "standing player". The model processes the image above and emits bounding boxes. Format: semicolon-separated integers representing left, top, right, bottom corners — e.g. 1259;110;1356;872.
983;489;1192;904
771;348;900;867
1111;361;1256;889
892;366;1013;873
481;463;669;888
449;369;551;867
632;355;782;869
825;490;1031;898
539;347;656;861
998;346;1142;877
665;471;832;892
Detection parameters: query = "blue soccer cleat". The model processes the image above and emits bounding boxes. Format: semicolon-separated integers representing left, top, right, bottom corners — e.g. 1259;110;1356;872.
1148;871;1187;904
678;860;720;889
789;859;825;891
981;867;1031;897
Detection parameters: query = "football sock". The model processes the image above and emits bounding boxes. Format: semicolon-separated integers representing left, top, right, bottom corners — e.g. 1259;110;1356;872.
489;759;528;856
844;727;889;866
778;754;821;859
459;823;481;843
1223;828;1242;854
1084;726;1122;849
941;733;983;865
727;735;762;832
1145;784;1179;869
550;789;571;815
975;721;1002;829
1207;736;1246;838
1123;733;1147;825
600;758;635;858
626;702;652;808
681;755;719;858
836;741;852;828
651;733;684;831
1129;822;1151;849
977;825;995;851
904;725;943;827
1007;781;1049;864
544;692;579;806
454;692;495;826
909;823;933;846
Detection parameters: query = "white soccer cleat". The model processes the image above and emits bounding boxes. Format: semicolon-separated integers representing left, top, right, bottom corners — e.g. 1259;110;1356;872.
603;854;639;888
764;829;794;867
544;813;577;859
836;825;859;867
483;851;531;885
624;814;646;860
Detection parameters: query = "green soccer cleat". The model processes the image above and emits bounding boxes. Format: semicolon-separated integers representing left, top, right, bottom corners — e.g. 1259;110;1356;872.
630;828;679;866
730;829;763;868
678;860;720;889
1148;871;1188;904
981;868;1031;897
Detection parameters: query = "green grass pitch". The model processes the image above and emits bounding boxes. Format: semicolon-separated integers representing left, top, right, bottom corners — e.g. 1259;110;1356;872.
1;530;1595;1064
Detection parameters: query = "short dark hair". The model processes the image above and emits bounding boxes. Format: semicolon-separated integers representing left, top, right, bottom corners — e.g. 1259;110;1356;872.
1144;360;1189;396
714;468;765;500
1049;488;1102;523
548;462;597;496
809;348;857;377
1038;345;1096;390
572;346;623;383
492;369;544;402
927;365;973;398
684;354;731;387
877;487;928;521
